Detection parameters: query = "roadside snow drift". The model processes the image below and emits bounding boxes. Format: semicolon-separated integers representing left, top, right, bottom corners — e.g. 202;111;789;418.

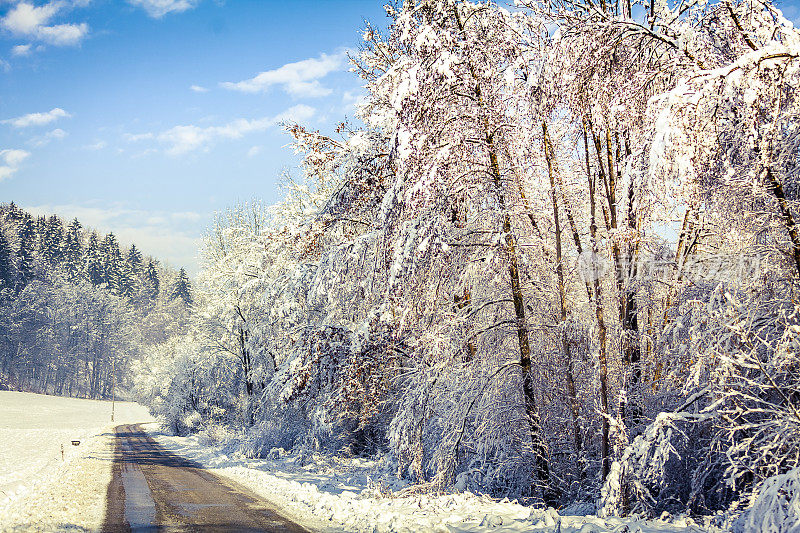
146;424;715;533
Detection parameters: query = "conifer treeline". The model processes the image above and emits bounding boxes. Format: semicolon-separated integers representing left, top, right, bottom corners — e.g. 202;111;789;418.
0;202;191;398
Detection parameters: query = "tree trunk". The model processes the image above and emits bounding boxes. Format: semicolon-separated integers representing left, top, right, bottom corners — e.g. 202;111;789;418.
42;365;51;395
90;351;100;399
767;167;800;279
621;173;642;424
239;325;254;426
453;288;477;362
452;3;552;500
543;122;584;477
584;119;612;480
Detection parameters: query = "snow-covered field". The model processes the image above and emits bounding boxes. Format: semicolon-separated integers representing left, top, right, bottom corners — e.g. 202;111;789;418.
0;391;153;531
147;424;718;533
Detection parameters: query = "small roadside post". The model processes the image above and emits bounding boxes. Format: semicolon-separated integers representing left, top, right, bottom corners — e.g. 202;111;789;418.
111;354;115;423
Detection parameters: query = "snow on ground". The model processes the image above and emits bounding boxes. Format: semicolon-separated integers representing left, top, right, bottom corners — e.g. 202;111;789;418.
0;391;153;531
146;423;720;533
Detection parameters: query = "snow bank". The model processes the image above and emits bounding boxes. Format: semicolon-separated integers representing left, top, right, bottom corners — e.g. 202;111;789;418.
0;391;153;531
145;424;716;533
744;468;800;533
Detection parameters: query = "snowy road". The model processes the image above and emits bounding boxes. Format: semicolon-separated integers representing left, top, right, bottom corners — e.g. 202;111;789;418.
103;424;309;532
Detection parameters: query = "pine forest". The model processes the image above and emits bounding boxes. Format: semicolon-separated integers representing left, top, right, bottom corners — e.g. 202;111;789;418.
3;0;800;529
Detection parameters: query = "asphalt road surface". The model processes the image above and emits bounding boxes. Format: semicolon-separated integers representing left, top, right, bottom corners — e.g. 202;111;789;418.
103;424;310;532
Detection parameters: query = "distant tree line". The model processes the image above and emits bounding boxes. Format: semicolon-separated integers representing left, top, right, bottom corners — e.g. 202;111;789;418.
0;202;191;398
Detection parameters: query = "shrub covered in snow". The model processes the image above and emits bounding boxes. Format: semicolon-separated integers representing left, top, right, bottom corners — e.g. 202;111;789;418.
744;468;800;533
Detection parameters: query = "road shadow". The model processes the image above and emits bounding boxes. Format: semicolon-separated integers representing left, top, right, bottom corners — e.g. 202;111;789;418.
116;428;200;469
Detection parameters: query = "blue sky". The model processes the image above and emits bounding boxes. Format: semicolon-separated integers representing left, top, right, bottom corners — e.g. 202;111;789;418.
2;0;800;275
0;0;387;274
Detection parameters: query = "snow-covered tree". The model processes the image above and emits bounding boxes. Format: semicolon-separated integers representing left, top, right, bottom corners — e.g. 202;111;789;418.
170;268;193;306
126;0;800;524
0;204;189;399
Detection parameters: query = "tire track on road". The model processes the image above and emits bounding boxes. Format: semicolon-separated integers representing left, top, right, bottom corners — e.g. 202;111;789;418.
103;424;310;532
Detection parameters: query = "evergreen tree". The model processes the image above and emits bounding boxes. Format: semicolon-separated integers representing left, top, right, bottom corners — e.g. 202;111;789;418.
86;232;104;286
0;229;15;297
101;232;122;293
169;268;192;305
117;259;136;299
64;219;84;281
42;215;64;265
145;259;160;300
16;214;36;290
127;244;143;273
5;202;23;224
0;204;188;406
34;215;46;252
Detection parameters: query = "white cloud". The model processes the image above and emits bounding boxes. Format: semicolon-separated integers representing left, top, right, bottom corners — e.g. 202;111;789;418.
157;120;264;155
342;89;368;115
115;227;201;274
129;104;315;156
125;132;154;142
1;148;30;167
157;125;209;155
2;2;59;34
246;145;260;158
1;2;89;46
36;22;88;45
221;51;348;98
0;148;30;181
171;211;202;222
0;167;18;181
28;127;67;147
131;147;158;158
128;0;199;18
190;84;208;93
0;58;9;72
25;204;134;230
3;107;70;127
272;104;316;124
11;44;32;56
84;140;107;150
